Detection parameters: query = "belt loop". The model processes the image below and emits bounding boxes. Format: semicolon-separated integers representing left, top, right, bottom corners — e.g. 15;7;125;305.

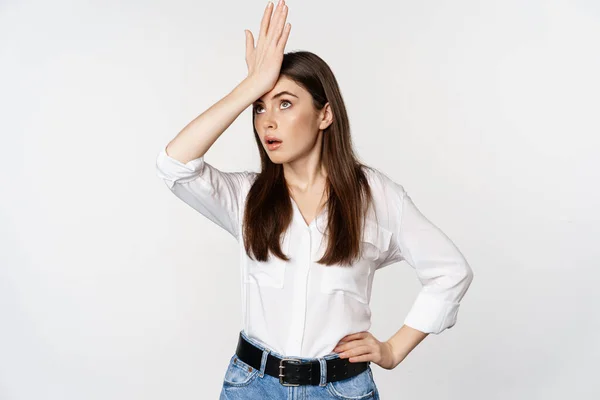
259;348;270;377
318;357;327;387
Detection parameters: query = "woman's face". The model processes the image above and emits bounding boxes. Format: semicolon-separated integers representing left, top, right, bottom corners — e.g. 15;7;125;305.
253;76;330;164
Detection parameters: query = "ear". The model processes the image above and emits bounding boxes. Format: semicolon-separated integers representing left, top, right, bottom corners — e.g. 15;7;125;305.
319;102;333;130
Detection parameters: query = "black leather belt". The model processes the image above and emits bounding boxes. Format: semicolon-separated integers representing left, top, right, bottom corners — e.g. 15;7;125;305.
235;331;370;386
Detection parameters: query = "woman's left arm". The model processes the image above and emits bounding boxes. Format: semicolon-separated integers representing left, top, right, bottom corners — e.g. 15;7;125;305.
334;176;474;369
382;183;474;367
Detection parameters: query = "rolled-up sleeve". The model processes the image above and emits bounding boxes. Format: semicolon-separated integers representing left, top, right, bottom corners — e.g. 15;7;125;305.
384;182;474;334
155;146;252;240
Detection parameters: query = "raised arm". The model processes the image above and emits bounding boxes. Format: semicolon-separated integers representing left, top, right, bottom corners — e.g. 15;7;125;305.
156;0;292;239
164;0;290;164
156;146;255;240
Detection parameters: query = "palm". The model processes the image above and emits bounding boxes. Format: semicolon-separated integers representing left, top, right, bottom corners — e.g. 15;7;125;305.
244;0;291;94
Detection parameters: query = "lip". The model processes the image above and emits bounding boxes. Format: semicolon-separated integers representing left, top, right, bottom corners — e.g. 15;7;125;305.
264;134;283;151
264;134;283;144
266;141;283;151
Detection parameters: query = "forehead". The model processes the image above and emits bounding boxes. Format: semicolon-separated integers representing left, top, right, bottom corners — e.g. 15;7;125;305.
256;77;306;102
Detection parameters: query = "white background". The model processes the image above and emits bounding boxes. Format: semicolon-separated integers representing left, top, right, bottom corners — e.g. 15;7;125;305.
1;0;599;398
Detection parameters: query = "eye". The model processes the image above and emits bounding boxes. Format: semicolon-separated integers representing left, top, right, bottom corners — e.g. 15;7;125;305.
253;99;292;114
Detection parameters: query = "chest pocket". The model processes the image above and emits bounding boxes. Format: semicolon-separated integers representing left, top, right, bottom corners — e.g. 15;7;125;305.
243;231;289;289
319;220;393;304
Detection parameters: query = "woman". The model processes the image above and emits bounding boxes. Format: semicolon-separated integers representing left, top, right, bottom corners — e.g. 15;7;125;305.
155;0;474;398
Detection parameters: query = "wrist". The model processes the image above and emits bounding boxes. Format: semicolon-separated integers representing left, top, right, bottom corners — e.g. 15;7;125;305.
235;77;266;100
385;340;405;368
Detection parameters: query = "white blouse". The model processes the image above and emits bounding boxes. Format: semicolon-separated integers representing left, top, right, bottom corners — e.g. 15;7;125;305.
155;147;474;358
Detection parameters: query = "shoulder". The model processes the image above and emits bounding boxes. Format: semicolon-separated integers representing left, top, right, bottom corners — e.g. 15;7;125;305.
247;170;259;181
359;165;409;239
241;170;259;192
360;165;407;199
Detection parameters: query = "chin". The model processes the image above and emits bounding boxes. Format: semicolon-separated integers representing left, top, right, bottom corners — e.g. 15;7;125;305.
268;158;286;165
267;153;292;164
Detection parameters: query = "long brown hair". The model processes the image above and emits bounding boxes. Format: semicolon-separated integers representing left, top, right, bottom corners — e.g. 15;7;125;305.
242;50;376;267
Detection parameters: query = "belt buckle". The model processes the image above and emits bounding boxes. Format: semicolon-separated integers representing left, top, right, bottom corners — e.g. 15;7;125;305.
279;357;303;387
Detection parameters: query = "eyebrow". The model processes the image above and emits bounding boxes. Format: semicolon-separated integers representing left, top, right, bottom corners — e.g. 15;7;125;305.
253;91;298;105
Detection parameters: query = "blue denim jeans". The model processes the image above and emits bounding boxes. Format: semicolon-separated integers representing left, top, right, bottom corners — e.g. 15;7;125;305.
219;330;380;399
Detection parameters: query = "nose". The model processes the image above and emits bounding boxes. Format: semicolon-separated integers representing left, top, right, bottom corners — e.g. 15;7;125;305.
260;109;277;131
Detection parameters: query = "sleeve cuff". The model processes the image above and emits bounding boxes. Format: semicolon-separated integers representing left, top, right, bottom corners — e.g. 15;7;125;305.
155;146;205;188
403;292;460;334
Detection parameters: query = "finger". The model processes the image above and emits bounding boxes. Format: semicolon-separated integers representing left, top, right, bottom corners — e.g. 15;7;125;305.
342;332;368;341
340;345;371;362
245;29;255;55
339;344;366;358
277;22;291;51
265;1;282;38
343;338;366;352
348;354;372;363
269;3;288;45
266;0;284;39
258;1;274;48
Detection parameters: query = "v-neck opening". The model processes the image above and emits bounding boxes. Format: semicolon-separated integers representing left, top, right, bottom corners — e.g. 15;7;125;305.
290;197;328;229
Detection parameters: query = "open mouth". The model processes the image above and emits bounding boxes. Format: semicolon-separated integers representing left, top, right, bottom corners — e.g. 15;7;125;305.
266;138;283;150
